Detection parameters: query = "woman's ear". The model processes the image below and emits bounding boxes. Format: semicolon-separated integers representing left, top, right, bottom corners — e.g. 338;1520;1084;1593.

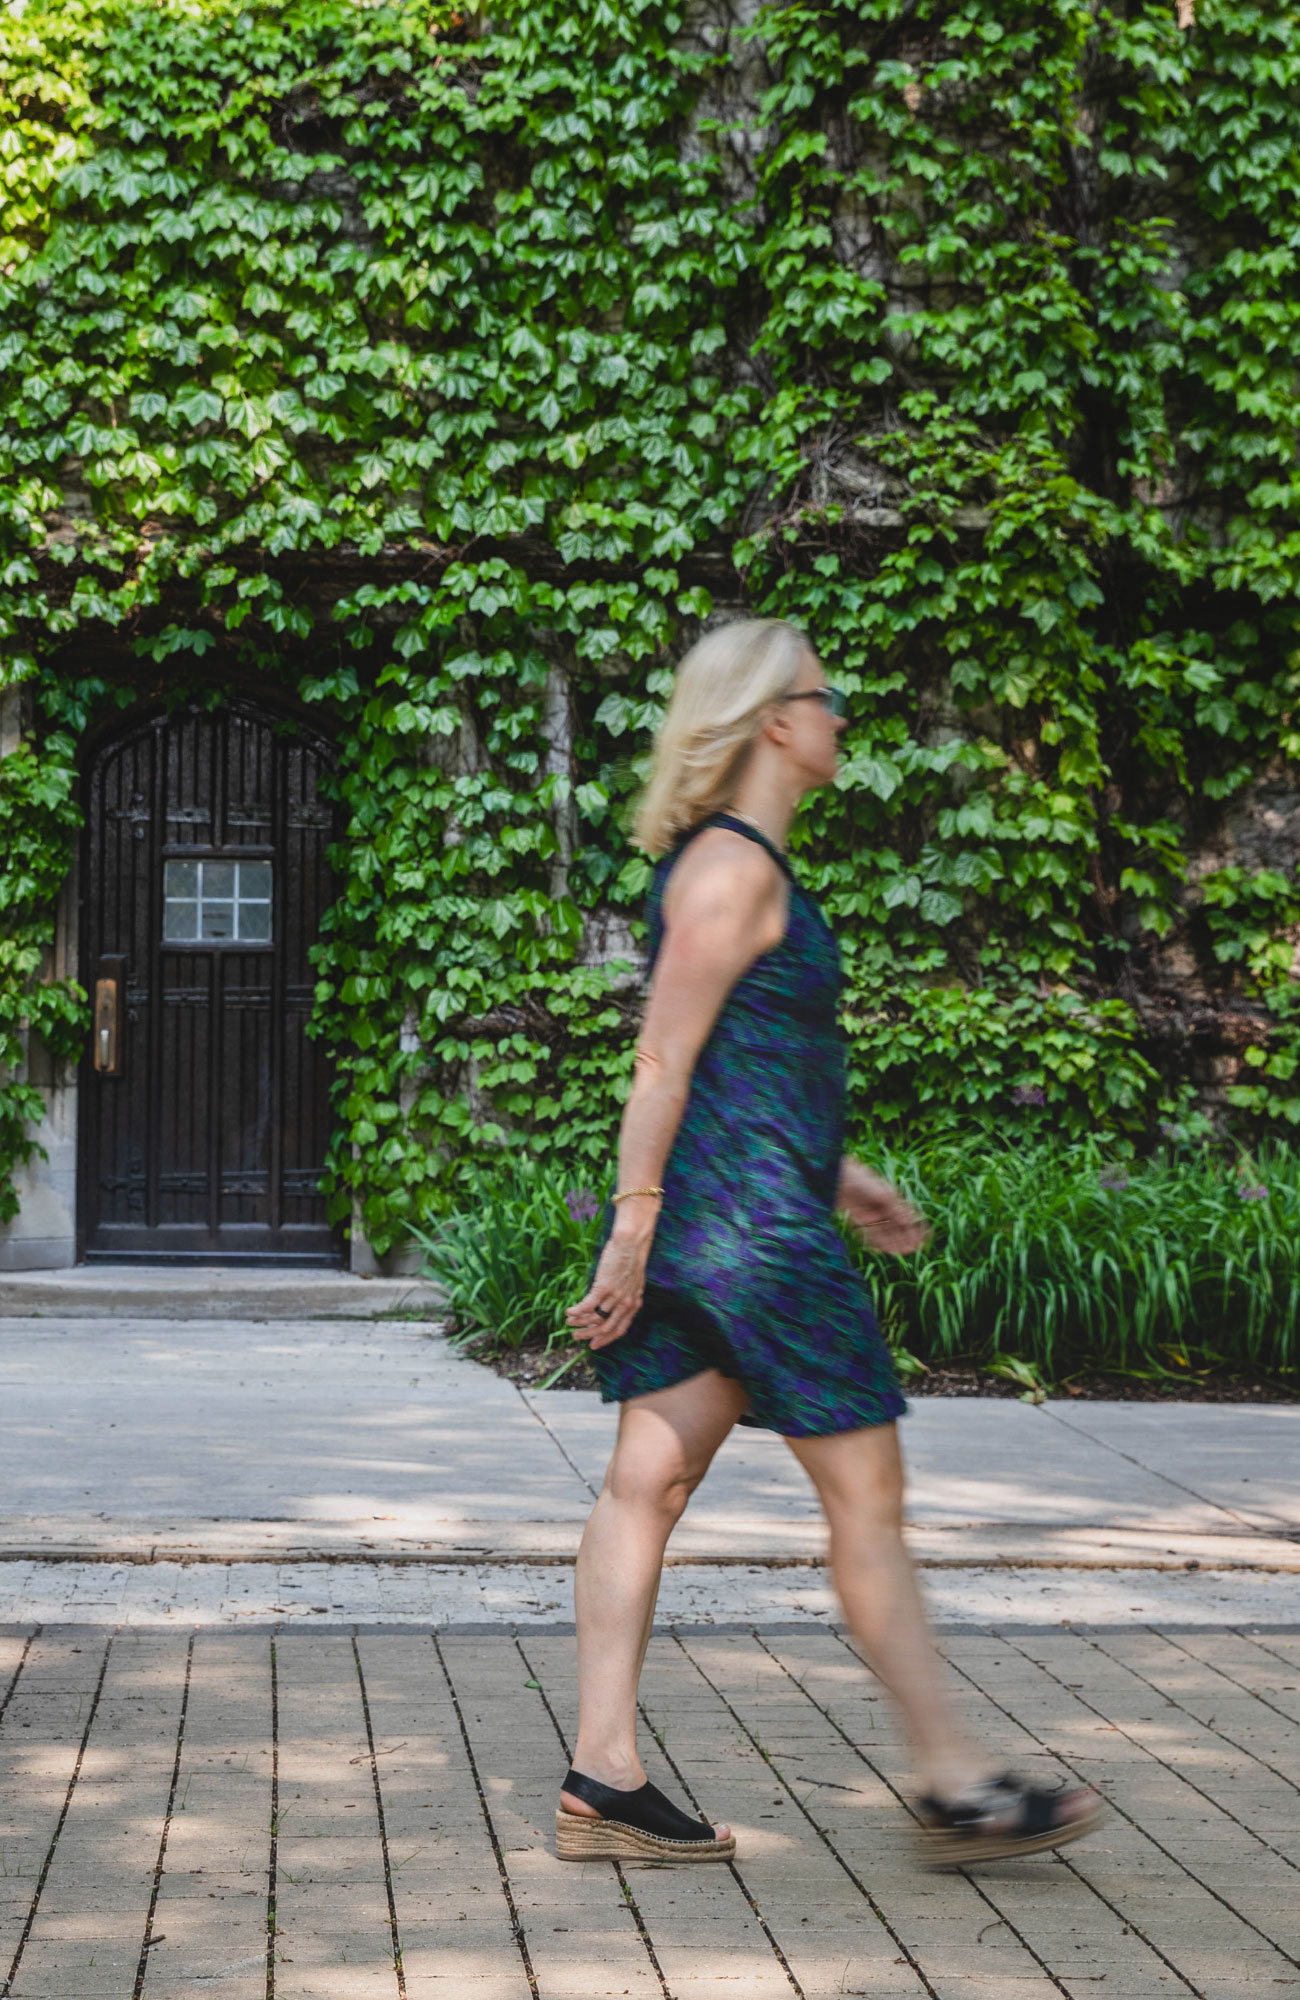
758;699;791;745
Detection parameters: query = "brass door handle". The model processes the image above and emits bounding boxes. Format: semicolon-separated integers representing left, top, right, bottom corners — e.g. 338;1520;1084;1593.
93;955;126;1076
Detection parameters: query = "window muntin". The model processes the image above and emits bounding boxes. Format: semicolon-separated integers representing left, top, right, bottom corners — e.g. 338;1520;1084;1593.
163;859;272;943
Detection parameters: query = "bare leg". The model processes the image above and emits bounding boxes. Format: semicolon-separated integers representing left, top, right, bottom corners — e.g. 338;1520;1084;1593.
563;1370;749;1829
788;1422;993;1798
789;1422;1094;1832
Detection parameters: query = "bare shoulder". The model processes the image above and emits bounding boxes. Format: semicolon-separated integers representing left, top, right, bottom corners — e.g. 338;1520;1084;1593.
663;825;787;935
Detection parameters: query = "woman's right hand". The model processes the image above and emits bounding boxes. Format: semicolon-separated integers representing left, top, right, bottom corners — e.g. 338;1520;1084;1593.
566;1220;652;1350
837;1157;930;1255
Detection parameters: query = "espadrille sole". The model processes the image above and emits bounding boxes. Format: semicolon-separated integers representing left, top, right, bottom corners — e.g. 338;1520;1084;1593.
919;1796;1105;1868
555;1808;736;1863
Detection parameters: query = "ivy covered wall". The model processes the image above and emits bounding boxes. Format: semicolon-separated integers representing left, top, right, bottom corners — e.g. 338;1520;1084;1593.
3;0;1300;1252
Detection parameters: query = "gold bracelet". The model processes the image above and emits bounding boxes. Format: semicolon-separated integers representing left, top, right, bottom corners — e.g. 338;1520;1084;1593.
611;1185;665;1204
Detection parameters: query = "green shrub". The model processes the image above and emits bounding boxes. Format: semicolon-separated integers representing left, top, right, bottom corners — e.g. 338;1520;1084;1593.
420;1138;1300;1387
852;1137;1300;1382
410;1163;607;1370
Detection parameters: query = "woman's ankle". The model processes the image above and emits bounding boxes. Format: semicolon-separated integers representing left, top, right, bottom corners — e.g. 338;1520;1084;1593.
920;1752;1002;1803
568;1746;646;1792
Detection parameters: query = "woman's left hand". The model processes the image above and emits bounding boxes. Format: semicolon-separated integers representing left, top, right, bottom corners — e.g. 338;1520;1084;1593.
565;1224;651;1349
836;1157;929;1255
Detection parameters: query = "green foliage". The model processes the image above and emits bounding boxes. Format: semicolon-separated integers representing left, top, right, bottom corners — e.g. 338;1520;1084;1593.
1200;864;1300;987
3;0;1300;1246
842;983;1157;1139
854;1136;1300;1379
0;720;85;1218
412;1138;1300;1385
410;1162;606;1350
422;1144;1296;1392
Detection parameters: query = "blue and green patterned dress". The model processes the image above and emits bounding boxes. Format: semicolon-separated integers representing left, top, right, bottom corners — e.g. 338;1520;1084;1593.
590;810;907;1437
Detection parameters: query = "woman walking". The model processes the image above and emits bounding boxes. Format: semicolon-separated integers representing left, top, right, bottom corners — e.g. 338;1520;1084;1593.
560;619;1103;1867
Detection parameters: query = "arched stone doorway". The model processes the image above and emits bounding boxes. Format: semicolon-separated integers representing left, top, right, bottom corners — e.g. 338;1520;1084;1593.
78;698;341;1263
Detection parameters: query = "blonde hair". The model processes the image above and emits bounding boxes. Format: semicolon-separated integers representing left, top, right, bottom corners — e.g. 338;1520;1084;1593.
632;619;812;855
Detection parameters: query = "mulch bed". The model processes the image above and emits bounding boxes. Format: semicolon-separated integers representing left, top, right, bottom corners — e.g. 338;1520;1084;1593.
906;1363;1299;1402
460;1332;1299;1403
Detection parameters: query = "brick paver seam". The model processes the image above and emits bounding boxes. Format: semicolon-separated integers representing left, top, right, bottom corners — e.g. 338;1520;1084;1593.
430;1630;541;2000
340;1640;404;2000
0;1632;33;1729
135;1631;195;1999
0;1628;38;1925
633;1694;805;1997
670;1631;939;2000
0;1631;114;2000
936;1625;1297;1979
350;1640;404;2000
1081;1624;1300;1808
1231;1626;1300;1678
753;1629;1092;2000
513;1631;673;2000
1161;1626;1300;1730
985;1627;1300;1902
266;1637;279;2000
833;1627;1204;1999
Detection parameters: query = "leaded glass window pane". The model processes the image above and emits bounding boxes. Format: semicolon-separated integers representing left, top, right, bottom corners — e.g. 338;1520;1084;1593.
163;859;273;944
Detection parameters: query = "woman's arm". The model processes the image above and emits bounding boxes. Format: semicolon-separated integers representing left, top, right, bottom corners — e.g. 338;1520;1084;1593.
836;1156;929;1254
566;833;787;1351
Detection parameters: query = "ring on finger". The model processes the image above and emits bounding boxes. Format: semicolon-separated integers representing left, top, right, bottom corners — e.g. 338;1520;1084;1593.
594;1304;611;1320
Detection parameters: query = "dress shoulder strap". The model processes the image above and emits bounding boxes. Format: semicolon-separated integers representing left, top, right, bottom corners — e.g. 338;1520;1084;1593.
702;809;795;882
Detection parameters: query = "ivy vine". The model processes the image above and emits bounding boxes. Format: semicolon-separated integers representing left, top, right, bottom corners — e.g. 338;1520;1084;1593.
3;0;1300;1247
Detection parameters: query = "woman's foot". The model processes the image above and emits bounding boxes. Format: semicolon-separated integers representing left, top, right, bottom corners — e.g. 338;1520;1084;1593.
917;1771;1105;1866
560;1757;645;1822
556;1764;734;1862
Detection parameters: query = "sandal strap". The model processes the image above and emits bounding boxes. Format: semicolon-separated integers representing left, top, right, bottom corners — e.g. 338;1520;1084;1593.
921;1772;1063;1839
562;1767;715;1843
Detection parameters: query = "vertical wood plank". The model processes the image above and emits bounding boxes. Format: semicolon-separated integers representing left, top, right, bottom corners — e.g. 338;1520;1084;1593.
142;1632;273;1999
438;1634;658;2000
272;1633;398;2000
0;1635;112;1975
355;1634;528;2000
8;1631;190;2000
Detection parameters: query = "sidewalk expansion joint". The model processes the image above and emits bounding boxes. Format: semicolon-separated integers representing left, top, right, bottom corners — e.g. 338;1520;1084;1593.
4;1546;1299;1571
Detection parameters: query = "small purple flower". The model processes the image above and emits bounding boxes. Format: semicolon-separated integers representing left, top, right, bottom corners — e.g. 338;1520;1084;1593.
1158;1120;1178;1140
566;1188;600;1223
1011;1084;1047;1107
1237;1183;1268;1203
1098;1169;1130;1192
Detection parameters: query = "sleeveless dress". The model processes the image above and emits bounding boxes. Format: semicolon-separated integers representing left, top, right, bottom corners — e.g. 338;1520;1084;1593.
589;811;907;1438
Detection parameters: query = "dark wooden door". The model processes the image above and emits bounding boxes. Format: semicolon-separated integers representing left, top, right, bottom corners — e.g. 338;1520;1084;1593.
80;699;341;1263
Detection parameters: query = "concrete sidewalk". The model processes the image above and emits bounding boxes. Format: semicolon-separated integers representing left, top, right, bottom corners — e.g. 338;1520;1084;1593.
0;1315;1295;1561
0;1316;1296;1627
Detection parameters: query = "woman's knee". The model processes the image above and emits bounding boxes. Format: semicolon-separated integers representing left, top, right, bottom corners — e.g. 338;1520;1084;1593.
603;1447;701;1523
602;1389;730;1522
829;1470;904;1540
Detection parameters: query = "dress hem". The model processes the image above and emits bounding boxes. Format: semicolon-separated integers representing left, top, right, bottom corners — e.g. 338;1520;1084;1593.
598;1363;908;1438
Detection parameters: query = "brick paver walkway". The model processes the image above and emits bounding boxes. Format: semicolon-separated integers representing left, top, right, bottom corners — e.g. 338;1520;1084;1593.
2;1622;1297;2000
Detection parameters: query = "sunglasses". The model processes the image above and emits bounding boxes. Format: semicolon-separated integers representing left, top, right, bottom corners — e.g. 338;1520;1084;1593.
782;685;848;718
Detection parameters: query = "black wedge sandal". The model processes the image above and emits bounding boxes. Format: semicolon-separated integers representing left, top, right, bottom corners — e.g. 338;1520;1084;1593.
556;1767;736;1863
917;1771;1105;1866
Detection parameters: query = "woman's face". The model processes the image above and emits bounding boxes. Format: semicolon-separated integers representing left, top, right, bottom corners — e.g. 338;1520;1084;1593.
775;648;846;790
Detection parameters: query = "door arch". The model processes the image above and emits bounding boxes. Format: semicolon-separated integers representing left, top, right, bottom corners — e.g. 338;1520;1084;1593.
79;697;340;1263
